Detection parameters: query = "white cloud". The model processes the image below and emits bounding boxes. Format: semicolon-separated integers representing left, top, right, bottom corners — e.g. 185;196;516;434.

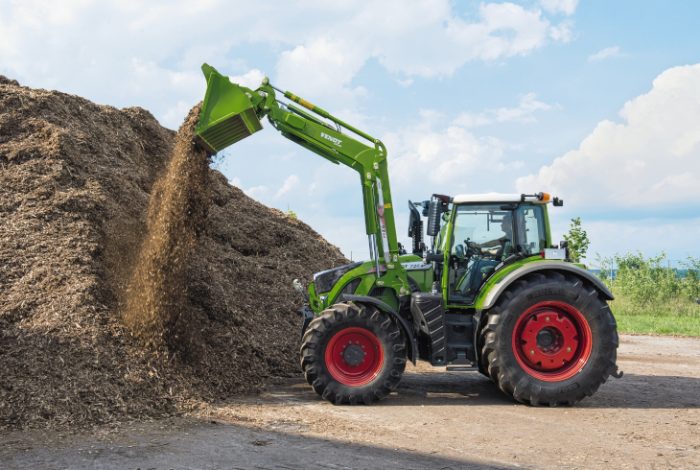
0;0;586;261
453;93;552;128
275;37;367;108
432;2;554;67
588;46;621;62
274;1;574;108
0;1;576;127
229;69;266;90
582;218;700;264
384;112;522;193
301;214;370;261
539;0;579;16
545;215;700;264
161;100;196;129
275;174;300;199
245;185;269;199
516;63;700;210
0;1;297;125
549;20;574;42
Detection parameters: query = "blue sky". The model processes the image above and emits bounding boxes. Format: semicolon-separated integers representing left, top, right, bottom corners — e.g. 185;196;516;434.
2;0;699;265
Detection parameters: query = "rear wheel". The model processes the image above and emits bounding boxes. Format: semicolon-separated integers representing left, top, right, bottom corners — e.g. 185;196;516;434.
480;271;618;405
301;302;406;404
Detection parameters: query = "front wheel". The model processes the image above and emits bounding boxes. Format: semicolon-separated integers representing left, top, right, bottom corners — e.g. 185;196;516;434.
300;302;406;405
480;272;618;406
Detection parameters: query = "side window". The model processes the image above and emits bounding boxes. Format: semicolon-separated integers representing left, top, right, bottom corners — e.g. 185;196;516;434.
516;205;546;255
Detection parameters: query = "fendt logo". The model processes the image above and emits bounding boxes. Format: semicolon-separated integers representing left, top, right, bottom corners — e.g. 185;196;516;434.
320;132;342;147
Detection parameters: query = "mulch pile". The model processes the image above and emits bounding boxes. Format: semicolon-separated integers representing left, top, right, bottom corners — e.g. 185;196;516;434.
0;75;346;430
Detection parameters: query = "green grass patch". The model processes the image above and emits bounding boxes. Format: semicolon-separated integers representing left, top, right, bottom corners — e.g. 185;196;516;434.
610;292;700;337
614;312;700;337
596;253;700;337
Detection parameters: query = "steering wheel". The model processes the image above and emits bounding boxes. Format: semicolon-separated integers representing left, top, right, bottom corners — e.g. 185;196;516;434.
464;238;481;257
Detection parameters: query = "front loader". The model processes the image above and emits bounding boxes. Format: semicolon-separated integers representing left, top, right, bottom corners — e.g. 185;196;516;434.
194;64;621;406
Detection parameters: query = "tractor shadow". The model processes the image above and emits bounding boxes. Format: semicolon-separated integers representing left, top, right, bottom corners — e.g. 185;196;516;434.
388;370;700;409
391;370;514;406
263;369;700;409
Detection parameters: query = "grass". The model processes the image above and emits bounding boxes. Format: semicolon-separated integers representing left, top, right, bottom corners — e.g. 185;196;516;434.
595;253;700;337
609;290;700;337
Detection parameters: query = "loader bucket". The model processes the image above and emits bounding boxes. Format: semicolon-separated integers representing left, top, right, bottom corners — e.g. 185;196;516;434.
195;63;263;154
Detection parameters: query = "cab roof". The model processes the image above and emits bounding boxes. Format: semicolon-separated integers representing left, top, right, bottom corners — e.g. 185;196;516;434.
453;193;522;203
452;192;554;204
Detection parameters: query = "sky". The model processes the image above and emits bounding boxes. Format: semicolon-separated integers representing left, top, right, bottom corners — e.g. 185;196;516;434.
2;0;699;266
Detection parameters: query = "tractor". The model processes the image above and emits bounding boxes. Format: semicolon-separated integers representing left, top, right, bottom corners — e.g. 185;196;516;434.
194;64;620;406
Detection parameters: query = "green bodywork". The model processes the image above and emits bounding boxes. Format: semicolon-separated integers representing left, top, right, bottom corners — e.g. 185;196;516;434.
194;64;566;319
307;254;434;313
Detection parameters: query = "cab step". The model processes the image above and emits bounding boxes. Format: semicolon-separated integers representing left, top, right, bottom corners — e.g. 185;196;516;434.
446;365;477;372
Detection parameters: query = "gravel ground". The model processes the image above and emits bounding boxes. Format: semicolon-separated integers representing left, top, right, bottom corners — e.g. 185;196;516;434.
1;334;698;469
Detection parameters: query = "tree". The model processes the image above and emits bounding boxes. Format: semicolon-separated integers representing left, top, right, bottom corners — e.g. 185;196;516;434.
563;217;590;263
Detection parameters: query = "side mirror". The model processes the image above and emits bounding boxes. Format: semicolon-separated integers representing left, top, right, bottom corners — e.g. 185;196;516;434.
426;199;441;236
408;201;424;255
426;194;450;237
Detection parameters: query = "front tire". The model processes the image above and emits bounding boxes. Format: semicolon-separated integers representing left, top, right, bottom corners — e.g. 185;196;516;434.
480;271;618;406
300;302;406;405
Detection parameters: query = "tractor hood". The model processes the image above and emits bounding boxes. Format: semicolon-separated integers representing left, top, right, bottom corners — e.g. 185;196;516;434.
313;261;363;294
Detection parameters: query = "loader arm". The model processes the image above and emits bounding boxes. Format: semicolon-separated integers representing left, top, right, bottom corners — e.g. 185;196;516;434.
195;64;409;291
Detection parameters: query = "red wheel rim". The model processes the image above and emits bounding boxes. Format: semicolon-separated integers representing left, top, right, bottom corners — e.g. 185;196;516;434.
512;301;592;382
325;327;384;386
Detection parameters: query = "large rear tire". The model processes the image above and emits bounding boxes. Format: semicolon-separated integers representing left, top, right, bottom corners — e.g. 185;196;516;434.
480;271;618;405
301;302;406;405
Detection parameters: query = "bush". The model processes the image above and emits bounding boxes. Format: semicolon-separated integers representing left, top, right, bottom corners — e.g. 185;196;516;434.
596;253;700;336
598;253;700;309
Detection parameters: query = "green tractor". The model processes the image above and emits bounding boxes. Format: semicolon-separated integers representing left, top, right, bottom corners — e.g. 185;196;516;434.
195;64;620;406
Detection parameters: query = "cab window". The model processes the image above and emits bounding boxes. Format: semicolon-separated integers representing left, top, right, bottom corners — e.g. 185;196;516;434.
515;204;546;255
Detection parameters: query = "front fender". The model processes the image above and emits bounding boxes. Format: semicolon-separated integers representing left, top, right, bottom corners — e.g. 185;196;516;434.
341;294;417;365
476;261;613;311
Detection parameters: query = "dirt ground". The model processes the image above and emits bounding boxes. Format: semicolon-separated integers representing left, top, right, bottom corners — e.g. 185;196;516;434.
1;334;699;469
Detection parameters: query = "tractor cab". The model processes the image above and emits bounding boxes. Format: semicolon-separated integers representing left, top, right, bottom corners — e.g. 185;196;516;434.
413;192;565;306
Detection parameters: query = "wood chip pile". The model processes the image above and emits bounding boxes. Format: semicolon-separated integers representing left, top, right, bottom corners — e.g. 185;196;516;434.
0;76;346;430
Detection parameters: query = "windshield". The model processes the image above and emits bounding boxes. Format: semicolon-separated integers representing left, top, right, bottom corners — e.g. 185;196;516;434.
450;204;512;256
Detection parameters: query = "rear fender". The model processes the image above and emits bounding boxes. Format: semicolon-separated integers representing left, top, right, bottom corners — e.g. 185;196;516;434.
476;261;613;311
